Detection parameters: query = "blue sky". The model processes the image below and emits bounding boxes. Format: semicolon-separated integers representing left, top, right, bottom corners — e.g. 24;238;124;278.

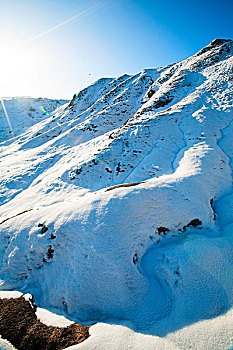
0;0;233;99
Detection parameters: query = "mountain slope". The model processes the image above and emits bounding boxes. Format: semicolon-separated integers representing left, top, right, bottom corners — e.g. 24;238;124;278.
0;97;68;143
0;39;233;348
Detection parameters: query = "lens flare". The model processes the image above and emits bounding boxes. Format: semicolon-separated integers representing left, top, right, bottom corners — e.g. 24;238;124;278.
73;134;84;146
0;98;14;137
39;106;49;116
94;155;113;172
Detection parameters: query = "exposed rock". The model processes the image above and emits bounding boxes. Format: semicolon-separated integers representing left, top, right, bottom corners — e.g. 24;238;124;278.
0;296;90;350
210;38;232;47
106;181;145;191
157;227;169;235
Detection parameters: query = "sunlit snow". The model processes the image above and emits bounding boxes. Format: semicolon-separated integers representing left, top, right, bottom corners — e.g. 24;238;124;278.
0;38;233;350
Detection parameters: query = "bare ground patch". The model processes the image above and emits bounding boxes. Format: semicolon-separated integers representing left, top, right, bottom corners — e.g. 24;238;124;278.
106;181;145;191
0;296;91;350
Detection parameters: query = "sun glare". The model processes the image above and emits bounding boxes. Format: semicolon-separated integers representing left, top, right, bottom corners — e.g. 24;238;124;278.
0;47;38;97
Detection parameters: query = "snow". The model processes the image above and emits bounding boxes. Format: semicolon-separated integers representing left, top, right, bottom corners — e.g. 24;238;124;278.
0;290;74;329
66;308;233;350
36;308;74;327
0;38;233;349
0;291;22;299
0;97;68;143
66;323;180;350
0;336;16;350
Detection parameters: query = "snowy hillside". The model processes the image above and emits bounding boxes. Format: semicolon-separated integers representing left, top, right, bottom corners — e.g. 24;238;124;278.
0;38;233;349
0;97;68;143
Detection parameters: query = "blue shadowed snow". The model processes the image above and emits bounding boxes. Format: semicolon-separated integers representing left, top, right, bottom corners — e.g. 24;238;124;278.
0;39;233;349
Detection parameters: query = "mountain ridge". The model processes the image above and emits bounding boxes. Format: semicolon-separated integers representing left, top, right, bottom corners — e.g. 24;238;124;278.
0;39;233;349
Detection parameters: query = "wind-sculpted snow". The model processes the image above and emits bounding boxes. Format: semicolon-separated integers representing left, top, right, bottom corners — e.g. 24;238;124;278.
0;39;233;344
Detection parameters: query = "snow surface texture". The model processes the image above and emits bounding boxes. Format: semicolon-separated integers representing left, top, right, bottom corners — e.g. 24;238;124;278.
0;39;233;349
0;337;16;350
0;97;68;143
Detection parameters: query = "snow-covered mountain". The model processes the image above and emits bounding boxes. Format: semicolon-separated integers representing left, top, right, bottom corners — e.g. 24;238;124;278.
0;38;233;349
0;97;68;143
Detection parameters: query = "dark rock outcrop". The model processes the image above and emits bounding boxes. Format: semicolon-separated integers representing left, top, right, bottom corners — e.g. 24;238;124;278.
0;296;91;350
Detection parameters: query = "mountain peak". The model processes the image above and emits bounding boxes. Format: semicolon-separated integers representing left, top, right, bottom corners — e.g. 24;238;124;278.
209;38;232;46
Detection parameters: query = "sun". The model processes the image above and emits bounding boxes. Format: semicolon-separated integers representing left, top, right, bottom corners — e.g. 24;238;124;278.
0;47;38;97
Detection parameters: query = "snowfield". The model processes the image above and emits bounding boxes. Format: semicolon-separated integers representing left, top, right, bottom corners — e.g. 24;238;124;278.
0;38;233;349
0;97;68;143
